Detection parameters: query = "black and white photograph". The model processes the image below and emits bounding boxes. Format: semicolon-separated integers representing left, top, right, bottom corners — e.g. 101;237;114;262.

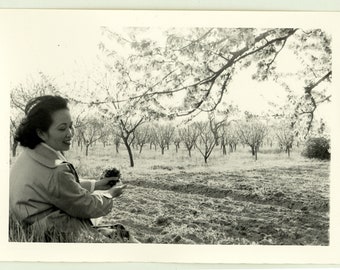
1;9;340;263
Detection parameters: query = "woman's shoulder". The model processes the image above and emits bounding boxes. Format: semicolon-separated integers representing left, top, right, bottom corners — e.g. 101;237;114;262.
11;149;36;171
10;150;53;185
53;161;80;182
11;147;69;175
54;161;74;173
17;145;67;169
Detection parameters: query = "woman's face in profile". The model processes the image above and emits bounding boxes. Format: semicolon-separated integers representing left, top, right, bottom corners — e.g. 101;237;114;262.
38;109;74;151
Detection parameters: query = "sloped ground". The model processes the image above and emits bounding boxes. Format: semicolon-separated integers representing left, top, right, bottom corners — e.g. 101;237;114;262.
100;162;329;245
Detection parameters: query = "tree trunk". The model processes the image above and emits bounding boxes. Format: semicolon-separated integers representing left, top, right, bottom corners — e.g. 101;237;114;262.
222;144;226;155
188;148;192;157
85;144;90;156
12;140;18;157
123;138;134;167
251;146;255;156
139;145;143;154
115;143;119;153
161;147;165;155
204;156;208;164
287;147;291;157
175;145;179;153
254;150;258;161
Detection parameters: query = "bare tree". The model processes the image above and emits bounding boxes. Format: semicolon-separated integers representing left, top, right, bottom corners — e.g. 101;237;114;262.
194;122;217;164
220;123;238;155
118;117;143;167
275;122;295;157
78;116;105;156
134;124;150;154
179;123;199;157
113;132;121;154
173;130;181;153
154;123;175;155
237;120;267;161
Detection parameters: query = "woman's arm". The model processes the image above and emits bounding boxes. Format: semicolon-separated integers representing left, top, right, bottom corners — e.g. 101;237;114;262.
79;177;121;192
79;179;96;193
47;169;114;219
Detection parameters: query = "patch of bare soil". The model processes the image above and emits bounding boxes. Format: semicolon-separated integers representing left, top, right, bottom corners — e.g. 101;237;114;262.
103;163;329;245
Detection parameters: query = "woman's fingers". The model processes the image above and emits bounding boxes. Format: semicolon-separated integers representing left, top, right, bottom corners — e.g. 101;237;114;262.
109;184;127;197
103;176;120;181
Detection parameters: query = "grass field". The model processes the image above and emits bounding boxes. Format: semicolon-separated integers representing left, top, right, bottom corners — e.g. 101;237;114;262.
62;143;330;245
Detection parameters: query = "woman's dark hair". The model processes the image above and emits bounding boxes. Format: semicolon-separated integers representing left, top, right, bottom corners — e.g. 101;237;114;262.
14;95;69;149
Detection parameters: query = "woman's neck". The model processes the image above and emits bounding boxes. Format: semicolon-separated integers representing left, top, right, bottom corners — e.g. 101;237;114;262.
41;142;67;161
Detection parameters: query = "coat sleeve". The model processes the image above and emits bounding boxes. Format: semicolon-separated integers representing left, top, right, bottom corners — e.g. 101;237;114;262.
79;179;96;193
47;168;113;219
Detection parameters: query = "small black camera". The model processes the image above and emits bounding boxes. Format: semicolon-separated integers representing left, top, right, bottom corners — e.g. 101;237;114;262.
103;168;121;187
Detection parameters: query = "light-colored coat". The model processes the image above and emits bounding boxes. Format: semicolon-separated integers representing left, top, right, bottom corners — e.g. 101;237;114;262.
10;143;113;234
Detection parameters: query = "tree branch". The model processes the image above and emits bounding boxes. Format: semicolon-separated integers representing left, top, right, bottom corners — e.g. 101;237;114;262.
304;71;332;94
236;29;298;63
177;29;214;51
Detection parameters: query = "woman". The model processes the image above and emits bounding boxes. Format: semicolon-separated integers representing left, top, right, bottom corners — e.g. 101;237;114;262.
10;95;131;242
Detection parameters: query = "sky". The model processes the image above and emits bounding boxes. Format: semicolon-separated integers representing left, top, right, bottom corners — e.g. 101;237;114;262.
3;23;101;86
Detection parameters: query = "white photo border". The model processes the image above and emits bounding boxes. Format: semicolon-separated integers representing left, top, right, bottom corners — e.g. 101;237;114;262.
0;9;339;264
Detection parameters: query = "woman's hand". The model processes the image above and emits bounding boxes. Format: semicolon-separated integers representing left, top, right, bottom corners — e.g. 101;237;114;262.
95;177;120;191
107;184;127;198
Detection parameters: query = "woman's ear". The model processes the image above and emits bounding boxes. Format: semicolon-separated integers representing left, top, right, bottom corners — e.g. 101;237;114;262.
36;129;47;142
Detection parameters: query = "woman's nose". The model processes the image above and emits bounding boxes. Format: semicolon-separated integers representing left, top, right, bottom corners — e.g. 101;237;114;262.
67;127;74;138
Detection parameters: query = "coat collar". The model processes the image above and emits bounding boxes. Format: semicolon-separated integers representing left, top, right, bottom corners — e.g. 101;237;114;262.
25;143;66;168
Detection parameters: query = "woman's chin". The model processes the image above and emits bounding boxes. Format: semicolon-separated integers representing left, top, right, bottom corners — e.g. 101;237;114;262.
62;143;71;151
